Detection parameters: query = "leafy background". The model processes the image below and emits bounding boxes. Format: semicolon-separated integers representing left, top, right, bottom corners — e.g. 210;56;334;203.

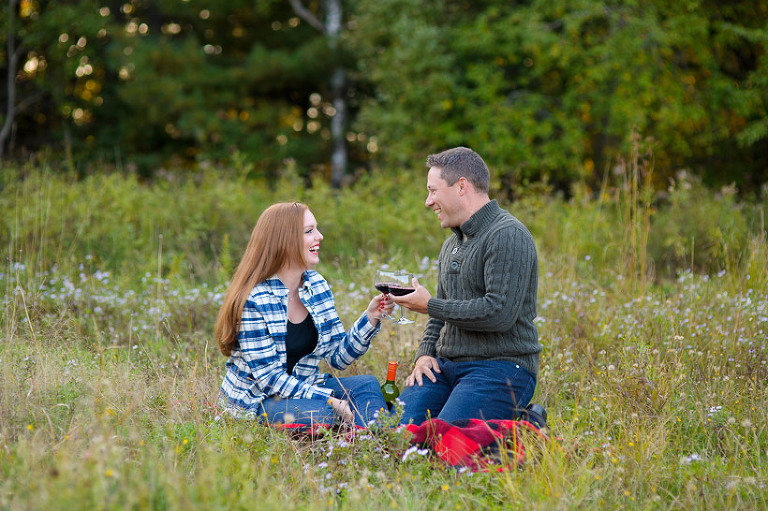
1;1;766;194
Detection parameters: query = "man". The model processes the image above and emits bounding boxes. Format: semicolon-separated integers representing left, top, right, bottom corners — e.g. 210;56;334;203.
391;146;543;425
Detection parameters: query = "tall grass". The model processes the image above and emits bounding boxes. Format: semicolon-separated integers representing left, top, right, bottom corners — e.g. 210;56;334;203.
1;157;767;509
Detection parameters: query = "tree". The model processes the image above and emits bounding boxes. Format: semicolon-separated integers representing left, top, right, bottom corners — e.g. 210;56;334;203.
350;0;768;195
0;0;20;162
0;0;115;167
289;0;350;187
0;0;359;179
1;0;766;194
102;0;363;180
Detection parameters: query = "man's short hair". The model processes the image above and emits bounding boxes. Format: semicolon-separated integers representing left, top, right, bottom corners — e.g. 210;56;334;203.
426;147;490;194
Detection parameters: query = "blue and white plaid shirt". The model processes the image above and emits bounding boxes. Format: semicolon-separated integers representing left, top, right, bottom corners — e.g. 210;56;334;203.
219;270;381;415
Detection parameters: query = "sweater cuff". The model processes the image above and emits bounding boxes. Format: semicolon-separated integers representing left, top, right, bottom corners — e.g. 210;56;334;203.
415;342;436;361
426;297;446;319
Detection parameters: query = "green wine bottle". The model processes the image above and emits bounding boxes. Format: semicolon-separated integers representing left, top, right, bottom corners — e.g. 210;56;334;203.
381;361;400;409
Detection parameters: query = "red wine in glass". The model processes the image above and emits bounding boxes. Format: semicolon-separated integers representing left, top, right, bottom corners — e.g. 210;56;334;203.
388;285;415;296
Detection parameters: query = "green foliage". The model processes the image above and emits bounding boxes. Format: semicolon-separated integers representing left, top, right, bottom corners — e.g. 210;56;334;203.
2;152;766;294
0;163;444;287
0;0;109;166
1;0;346;177
351;0;460;168
3;1;767;193
351;0;768;194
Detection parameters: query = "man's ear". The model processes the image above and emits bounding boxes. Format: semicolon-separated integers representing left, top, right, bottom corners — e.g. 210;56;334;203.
458;176;469;195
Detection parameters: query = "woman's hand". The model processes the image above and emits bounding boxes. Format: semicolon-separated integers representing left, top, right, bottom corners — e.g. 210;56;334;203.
328;397;354;424
366;293;394;325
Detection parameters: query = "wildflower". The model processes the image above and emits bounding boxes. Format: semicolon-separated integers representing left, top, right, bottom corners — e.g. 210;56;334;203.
680;453;701;464
401;445;429;462
401;446;418;461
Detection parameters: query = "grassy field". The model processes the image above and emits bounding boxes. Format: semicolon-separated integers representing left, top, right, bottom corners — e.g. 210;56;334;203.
1;162;767;509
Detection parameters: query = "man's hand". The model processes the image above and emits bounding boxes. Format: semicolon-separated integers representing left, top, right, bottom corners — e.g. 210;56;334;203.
404;355;441;387
391;277;431;314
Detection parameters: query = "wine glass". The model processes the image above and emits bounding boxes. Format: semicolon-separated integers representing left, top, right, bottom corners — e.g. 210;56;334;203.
374;269;415;325
390;271;416;324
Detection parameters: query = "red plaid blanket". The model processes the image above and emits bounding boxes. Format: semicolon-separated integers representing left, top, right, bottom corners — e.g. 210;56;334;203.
403;418;548;471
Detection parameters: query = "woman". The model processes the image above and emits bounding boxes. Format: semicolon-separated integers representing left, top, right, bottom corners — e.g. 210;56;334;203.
216;202;394;427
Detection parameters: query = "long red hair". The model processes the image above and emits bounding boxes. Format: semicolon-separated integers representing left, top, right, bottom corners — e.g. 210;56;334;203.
216;202;308;356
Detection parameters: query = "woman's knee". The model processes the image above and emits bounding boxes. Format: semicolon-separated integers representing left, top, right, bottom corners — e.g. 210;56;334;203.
338;374;380;392
358;374;381;390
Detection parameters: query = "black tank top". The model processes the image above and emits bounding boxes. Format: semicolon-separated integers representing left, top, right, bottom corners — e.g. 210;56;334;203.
285;314;318;375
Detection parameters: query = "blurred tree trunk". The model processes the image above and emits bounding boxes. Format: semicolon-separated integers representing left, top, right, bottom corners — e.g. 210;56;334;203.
290;0;347;188
0;0;20;162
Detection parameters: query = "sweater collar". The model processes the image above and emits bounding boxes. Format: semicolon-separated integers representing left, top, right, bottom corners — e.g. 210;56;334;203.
451;199;500;239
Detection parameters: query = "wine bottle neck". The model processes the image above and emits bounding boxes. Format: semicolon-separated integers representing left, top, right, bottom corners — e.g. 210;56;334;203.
386;362;398;381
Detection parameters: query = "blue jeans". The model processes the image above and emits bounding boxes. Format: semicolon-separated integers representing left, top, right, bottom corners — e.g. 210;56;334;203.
259;374;387;428
398;358;537;424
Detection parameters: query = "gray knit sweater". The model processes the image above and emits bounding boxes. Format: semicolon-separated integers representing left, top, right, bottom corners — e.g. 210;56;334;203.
416;200;541;375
